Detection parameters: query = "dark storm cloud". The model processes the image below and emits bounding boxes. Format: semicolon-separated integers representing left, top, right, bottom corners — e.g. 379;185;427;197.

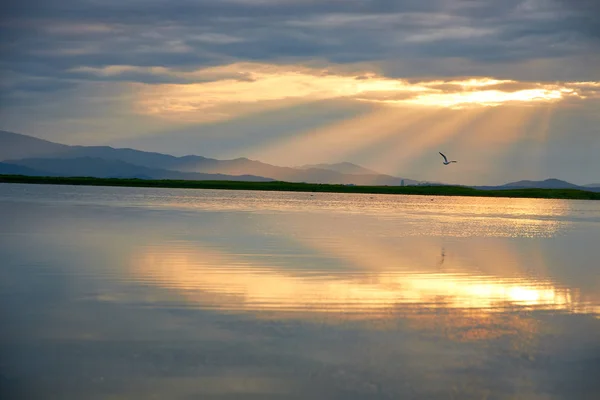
554;0;600;38
0;0;599;98
3;79;78;94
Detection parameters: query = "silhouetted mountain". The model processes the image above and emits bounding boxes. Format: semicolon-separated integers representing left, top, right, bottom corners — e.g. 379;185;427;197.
584;183;600;188
0;131;183;168
167;156;418;185
0;131;68;160
0;131;419;185
59;145;182;168
474;178;600;192
6;157;273;181
296;162;380;176
499;179;581;189
3;131;596;190
0;162;50;176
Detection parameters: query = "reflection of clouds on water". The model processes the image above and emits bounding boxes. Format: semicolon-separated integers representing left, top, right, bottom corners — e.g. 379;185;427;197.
129;244;599;320
2;186;599;399
127;194;598;321
125;230;600;397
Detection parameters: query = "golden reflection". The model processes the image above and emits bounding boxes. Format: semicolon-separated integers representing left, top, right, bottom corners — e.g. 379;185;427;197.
129;244;598;317
124;195;599;349
405;311;539;343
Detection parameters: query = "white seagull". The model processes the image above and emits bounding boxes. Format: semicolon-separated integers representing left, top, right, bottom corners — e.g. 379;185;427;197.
439;152;457;165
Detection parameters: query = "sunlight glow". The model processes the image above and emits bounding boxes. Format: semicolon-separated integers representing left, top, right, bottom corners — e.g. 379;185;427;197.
117;62;598;121
247;106;429;165
367;107;489;173
404;88;575;108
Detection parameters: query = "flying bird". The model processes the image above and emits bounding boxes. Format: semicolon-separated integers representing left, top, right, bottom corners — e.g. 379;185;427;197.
439;152;457;165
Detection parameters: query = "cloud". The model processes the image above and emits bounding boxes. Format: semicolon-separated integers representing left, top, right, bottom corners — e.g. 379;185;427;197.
67;64;255;84
126;62;596;123
2;0;599;89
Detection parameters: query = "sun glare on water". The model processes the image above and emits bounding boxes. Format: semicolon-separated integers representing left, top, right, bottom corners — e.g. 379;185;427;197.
129;247;599;318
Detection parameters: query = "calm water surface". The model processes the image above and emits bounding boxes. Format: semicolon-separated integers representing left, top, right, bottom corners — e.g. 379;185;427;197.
1;183;599;399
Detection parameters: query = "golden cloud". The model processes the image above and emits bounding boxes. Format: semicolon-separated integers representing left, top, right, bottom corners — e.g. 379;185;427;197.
109;62;600;122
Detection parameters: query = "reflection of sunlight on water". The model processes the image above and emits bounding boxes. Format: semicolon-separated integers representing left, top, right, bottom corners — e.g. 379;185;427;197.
3;185;600;400
148;191;574;219
121;193;600;325
130;248;599;317
144;192;576;238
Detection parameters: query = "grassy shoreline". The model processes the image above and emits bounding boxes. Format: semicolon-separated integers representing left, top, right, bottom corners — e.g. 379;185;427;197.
1;174;599;200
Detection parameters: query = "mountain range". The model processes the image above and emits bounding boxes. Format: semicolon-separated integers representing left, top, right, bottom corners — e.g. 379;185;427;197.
0;130;597;192
0;131;418;185
474;179;598;191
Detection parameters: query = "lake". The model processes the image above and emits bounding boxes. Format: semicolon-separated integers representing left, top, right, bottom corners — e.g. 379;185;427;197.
1;183;598;399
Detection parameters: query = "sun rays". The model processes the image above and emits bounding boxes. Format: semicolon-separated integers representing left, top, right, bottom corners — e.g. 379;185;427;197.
246;106;425;165
367;107;490;175
248;103;546;182
449;105;546;182
121;61;599;182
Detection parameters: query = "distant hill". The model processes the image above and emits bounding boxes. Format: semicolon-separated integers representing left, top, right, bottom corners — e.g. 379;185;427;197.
2;131;597;190
0;162;50;176
0;131;68;160
475;178;600;193
165;156;419;185
296;162;380;176
0;131;182;168
0;130;419;185
6;157;273;181
500;178;581;189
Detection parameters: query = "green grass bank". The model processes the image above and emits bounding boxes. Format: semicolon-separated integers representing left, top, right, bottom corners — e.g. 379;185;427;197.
1;174;599;200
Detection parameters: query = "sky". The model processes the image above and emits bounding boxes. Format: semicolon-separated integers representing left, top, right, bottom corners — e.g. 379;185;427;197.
1;0;599;185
